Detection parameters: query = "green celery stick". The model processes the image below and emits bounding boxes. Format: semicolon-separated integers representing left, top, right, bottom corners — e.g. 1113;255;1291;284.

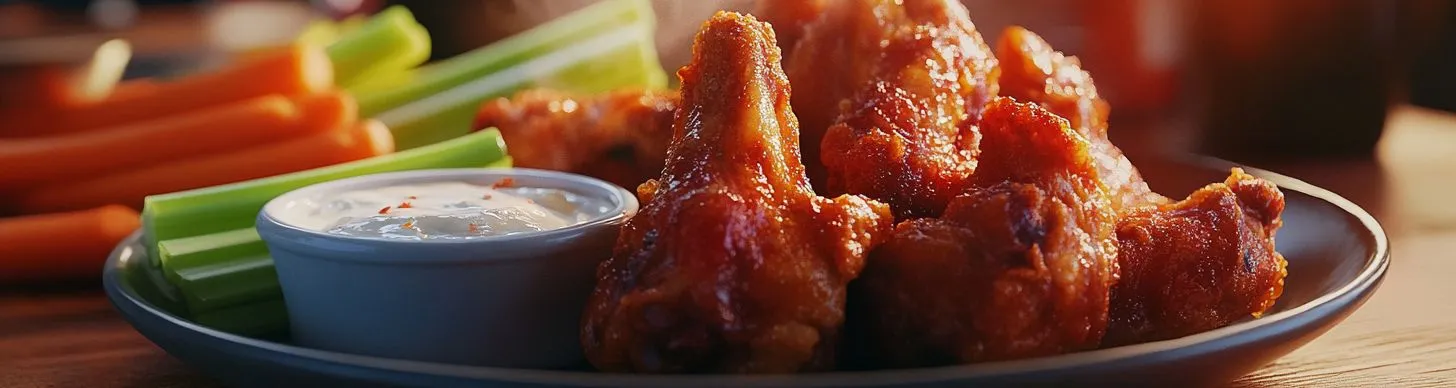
143;129;508;259
127;244;190;316
158;228;266;284
157;229;279;314
353;0;655;117
175;254;279;315
192;299;289;337
327;5;431;88
485;156;513;168
378;24;666;149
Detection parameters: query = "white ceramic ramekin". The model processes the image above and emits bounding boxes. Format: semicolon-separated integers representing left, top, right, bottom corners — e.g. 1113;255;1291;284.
255;168;637;369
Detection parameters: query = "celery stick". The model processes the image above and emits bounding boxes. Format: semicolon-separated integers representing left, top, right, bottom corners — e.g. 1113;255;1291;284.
345;67;415;97
175;254;279;315
192;299;289;337
297;14;369;48
296;20;341;48
157;229;280;314
379;24;666;149
485;156;513;168
327;6;431;88
337;14;368;36
128;246;190;316
142;129;508;258
158;228;266;283
354;0;655;117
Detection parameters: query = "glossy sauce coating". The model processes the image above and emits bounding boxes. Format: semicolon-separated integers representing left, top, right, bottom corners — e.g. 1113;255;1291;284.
580;12;894;373
812;0;1000;219
995;26;1166;212
474;88;677;189
852;98;1118;366
780;0;894;188
1105;169;1288;346
754;0;825;60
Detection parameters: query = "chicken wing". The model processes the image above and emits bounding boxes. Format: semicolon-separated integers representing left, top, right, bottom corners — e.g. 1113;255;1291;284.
780;0;895;187
851;98;1118;366
754;0;825;60
581;12;894;374
473;88;677;189
810;0;1000;218
995;28;1287;345
994;26;1165;212
1104;169;1287;346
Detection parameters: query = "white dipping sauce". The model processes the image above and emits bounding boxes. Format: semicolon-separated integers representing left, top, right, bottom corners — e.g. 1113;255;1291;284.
277;181;611;240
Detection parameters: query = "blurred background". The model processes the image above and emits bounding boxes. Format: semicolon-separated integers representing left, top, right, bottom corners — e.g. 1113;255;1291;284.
1;0;1452;161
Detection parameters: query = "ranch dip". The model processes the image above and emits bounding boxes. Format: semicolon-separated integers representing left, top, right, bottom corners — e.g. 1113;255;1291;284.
275;180;611;240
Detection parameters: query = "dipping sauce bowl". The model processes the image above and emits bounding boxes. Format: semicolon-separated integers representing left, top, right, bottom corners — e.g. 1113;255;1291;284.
255;168;638;368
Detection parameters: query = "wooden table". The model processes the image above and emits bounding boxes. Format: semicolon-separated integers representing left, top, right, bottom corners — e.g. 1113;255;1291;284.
2;106;1454;387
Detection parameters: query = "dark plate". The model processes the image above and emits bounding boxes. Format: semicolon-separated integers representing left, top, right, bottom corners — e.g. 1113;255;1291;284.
103;158;1389;388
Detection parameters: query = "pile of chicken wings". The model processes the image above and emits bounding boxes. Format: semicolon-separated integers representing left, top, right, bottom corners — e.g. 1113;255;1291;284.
476;0;1288;374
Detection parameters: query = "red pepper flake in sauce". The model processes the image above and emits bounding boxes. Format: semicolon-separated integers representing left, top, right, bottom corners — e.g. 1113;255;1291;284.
378;206;392;215
491;178;516;189
482;194;493;200
408;196;418;200
468;223;479;233
403;221;415;229
398;201;414;209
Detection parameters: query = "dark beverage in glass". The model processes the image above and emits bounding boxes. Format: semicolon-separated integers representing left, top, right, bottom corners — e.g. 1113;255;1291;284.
1186;0;1442;160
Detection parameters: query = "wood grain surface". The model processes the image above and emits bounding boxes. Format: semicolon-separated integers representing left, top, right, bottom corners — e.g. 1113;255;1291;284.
2;106;1453;387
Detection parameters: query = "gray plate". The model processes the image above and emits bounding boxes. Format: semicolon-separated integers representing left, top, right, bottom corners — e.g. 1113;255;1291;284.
103;158;1389;388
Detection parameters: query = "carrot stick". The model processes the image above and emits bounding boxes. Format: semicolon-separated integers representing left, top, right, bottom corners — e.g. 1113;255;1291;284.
102;79;162;102
0;92;356;190
0;44;333;138
0;205;140;283
0;39;130;110
17;120;393;213
0;66;72;108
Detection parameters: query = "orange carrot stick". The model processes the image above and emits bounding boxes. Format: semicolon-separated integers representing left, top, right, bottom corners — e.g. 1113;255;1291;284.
0;44;333;138
101;79;162;102
0;71;152;111
17;120;393;213
0;92;356;190
0;66;72;108
0;205;140;283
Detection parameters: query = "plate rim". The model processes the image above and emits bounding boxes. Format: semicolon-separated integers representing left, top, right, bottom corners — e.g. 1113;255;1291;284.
103;159;1391;387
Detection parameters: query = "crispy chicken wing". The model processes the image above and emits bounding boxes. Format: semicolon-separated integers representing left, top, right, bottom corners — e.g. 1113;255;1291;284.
473;88;677;189
994;26;1165;212
581;12;894;374
1104;169;1287;346
809;0;999;219
852;98;1118;366
754;0;825;59
995;28;1287;345
780;0;894;187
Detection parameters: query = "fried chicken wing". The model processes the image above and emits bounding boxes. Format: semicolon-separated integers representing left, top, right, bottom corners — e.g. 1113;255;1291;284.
852;98;1118;366
581;12;894;374
1104;169;1287;346
993;28;1290;347
810;0;1000;218
780;0;895;186
754;0;825;59
994;26;1165;212
473;88;677;189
